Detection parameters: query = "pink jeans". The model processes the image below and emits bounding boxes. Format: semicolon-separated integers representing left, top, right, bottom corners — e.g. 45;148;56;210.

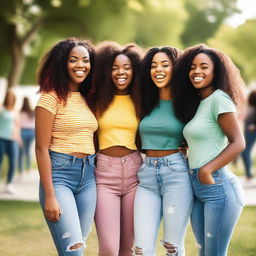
95;151;143;256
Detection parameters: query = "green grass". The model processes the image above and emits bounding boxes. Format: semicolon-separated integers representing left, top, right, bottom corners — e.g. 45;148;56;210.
0;201;255;256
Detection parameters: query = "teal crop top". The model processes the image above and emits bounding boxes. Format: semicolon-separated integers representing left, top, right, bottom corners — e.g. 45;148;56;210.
139;99;185;150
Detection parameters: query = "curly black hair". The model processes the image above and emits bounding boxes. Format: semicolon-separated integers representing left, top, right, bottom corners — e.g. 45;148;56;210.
172;44;245;123
94;41;143;118
37;37;95;109
139;46;180;117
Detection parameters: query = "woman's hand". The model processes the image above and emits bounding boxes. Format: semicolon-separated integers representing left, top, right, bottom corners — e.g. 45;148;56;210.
44;195;62;222
198;168;215;185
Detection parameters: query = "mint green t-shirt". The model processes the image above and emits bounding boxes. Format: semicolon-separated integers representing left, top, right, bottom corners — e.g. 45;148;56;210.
183;89;236;168
139;99;185;150
0;108;15;140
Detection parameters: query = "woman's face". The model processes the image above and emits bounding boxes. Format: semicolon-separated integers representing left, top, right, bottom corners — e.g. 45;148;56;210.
150;52;173;89
189;53;214;91
111;54;133;95
67;46;91;90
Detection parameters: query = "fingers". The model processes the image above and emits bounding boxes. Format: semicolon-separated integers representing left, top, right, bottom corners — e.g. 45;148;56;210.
44;208;63;222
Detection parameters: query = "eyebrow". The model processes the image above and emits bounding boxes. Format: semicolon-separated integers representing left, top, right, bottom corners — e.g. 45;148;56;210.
152;60;170;64
191;62;209;65
68;56;89;59
112;63;131;66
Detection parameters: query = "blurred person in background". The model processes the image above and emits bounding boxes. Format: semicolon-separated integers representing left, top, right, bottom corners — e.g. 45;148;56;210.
93;41;143;256
18;97;35;176
36;38;97;256
241;90;256;181
0;90;21;194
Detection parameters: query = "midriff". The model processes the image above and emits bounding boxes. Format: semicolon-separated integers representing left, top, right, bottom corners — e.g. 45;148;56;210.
99;146;135;157
145;149;179;157
70;152;90;158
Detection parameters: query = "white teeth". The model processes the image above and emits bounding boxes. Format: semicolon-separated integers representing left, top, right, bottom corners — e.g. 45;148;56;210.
194;76;203;81
156;75;165;79
75;71;85;75
117;78;126;82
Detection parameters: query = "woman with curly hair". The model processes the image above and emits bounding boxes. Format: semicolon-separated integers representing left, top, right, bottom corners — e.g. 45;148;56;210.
93;41;143;256
35;38;97;256
172;44;246;256
134;47;193;256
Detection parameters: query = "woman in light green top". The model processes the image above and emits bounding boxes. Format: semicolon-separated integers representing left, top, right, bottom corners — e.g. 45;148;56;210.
172;44;246;256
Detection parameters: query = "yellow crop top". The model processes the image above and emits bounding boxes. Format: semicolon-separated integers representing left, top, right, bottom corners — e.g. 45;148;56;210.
36;91;98;155
97;95;139;150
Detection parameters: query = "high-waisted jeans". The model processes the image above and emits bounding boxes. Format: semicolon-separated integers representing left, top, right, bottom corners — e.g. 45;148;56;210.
134;152;193;256
94;151;143;256
39;151;97;256
189;167;244;256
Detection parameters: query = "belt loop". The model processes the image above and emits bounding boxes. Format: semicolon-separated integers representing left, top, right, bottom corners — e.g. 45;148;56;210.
72;156;76;165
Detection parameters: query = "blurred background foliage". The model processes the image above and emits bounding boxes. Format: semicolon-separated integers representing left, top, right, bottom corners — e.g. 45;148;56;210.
0;0;255;88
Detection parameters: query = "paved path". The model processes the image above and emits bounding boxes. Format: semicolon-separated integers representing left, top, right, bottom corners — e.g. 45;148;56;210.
0;171;256;206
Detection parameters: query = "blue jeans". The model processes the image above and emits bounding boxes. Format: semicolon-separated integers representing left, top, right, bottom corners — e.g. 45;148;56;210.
134;152;193;256
39;151;97;256
0;138;19;183
18;128;35;172
241;129;256;178
189;167;244;256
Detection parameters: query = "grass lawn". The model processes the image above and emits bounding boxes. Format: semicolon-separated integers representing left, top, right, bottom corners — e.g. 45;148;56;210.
0;201;255;256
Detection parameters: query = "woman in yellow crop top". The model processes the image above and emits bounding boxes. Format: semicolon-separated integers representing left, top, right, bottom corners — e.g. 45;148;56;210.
93;41;143;255
35;38;98;256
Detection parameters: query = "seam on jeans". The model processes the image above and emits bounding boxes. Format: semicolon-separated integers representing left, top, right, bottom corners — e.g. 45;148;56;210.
50;220;66;255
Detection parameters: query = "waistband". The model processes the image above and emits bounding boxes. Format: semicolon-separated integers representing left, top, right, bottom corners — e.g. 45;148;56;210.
144;152;186;167
49;150;95;165
97;151;141;163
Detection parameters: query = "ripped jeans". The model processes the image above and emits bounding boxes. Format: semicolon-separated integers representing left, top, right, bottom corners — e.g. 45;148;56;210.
134;152;193;256
39;151;97;256
189;167;244;256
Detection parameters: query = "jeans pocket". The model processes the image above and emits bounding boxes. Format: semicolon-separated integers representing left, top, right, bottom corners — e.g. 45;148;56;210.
197;169;222;186
51;158;69;170
230;176;245;207
167;159;189;173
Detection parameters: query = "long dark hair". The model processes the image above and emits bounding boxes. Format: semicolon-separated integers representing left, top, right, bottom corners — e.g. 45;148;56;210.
139;46;180;117
172;44;245;123
94;41;143;118
20;97;34;118
37;37;95;109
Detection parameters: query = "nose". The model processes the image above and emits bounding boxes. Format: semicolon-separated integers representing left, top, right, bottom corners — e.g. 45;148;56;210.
76;60;85;67
156;65;163;72
117;68;125;75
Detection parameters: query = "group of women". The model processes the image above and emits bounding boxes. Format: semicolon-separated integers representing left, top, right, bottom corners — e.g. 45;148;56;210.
35;38;246;256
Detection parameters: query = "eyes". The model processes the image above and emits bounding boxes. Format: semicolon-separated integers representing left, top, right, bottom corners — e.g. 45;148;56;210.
151;63;170;69
190;65;208;71
68;57;90;64
112;65;131;71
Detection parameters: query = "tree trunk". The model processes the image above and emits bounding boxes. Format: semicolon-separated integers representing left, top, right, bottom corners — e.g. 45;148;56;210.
7;40;25;89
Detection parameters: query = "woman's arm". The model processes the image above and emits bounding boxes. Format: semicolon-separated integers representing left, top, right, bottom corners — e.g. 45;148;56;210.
35;107;62;222
199;112;245;185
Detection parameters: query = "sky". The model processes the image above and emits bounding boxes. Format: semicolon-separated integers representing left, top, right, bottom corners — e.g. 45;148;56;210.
226;0;256;27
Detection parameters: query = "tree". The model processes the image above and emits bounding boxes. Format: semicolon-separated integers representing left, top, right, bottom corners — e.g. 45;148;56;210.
0;0;138;88
181;0;239;46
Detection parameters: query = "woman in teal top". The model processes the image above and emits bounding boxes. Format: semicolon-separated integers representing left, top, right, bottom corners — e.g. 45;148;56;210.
172;44;245;256
134;47;193;256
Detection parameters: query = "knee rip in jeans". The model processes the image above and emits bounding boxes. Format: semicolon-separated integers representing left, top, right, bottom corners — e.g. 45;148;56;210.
134;246;143;255
161;240;178;256
196;242;202;252
62;232;85;251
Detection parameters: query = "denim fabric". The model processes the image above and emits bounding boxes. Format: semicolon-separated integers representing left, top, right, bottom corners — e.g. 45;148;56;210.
134;152;193;256
0;138;18;183
241;129;256;178
39;151;96;256
189;167;244;256
18;128;35;172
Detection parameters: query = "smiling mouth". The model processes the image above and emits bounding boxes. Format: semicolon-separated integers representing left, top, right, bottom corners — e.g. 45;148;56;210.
155;74;166;82
193;76;203;82
116;78;127;85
